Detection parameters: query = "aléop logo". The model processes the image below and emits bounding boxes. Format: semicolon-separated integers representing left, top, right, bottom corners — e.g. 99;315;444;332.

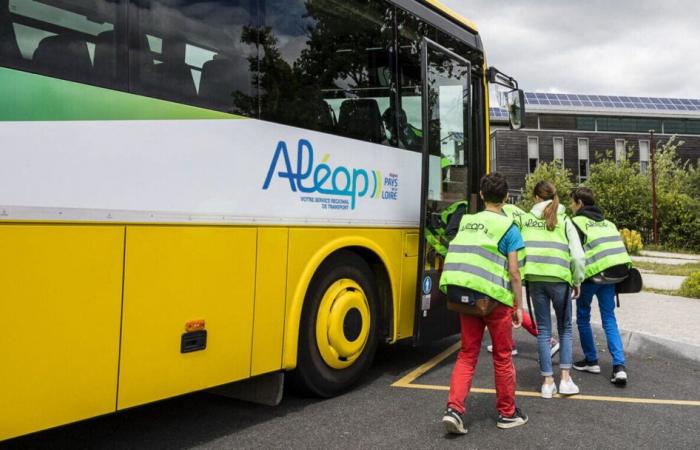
262;139;399;210
585;220;609;229
523;218;546;228
459;222;488;235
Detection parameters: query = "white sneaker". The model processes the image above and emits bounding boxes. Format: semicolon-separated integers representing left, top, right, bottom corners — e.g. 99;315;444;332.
549;339;560;357
541;382;557;399
487;345;518;356
559;378;580;395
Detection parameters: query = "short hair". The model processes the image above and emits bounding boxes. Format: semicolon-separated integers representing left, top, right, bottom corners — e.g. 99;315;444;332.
480;173;509;204
571;186;595;206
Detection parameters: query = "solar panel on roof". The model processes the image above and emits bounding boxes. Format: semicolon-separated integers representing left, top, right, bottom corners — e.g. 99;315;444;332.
520;91;700;114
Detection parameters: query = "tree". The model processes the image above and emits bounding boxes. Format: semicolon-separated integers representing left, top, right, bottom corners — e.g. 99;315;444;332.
584;151;652;238
652;136;700;250
518;161;574;212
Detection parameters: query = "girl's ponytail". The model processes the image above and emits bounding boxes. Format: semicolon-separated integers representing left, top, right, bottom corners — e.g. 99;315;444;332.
533;181;559;231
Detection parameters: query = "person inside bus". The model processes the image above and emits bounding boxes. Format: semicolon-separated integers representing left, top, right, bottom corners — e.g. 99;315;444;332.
381;106;422;151
570;187;632;386
520;181;585;398
439;173;528;434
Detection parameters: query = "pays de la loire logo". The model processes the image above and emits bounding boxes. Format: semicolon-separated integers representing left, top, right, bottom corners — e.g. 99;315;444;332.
262;139;399;210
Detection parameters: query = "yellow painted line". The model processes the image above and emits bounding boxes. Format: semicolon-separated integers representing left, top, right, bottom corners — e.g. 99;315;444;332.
391;341;461;388
393;342;700;407
394;383;700;407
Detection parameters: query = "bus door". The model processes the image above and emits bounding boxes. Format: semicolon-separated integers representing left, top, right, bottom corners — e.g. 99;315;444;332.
414;38;472;345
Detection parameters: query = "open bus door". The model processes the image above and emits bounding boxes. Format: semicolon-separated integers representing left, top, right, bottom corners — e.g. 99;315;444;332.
413;38;474;345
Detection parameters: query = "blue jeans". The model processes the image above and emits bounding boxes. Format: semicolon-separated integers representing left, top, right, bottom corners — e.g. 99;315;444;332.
576;282;626;367
529;281;573;376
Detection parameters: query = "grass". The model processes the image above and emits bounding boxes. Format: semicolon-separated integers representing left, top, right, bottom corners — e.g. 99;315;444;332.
632;260;700;277
642;286;682;296
642;244;699;255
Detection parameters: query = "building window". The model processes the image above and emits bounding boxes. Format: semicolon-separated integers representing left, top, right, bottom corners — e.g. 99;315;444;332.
553;137;564;166
490;134;497;171
527;136;539;173
639;139;650;174
578;138;589;182
615;139;626;163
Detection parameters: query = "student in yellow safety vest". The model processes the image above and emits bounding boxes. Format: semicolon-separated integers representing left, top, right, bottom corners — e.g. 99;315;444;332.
520;181;585;398
570;187;632;386
439;173;528;434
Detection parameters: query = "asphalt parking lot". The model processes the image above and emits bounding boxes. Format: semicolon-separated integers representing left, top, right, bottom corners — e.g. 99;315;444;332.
4;329;700;450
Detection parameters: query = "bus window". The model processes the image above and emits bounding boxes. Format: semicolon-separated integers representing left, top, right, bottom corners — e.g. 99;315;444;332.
131;0;257;115
261;0;396;145
396;9;427;152
0;0;124;89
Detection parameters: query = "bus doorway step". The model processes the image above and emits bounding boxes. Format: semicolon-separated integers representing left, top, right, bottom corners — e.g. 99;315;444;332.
208;372;284;406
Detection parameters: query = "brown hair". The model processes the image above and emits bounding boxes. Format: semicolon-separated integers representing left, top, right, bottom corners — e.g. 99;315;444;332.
571;187;596;206
480;172;509;204
534;181;559;231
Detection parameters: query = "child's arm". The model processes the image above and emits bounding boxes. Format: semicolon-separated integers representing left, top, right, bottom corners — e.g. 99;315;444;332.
508;250;523;327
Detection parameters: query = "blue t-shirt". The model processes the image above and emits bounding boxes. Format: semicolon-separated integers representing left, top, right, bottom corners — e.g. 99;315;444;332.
498;224;524;256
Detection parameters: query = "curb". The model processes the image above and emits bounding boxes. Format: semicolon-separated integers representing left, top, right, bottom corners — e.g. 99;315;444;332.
621;329;700;364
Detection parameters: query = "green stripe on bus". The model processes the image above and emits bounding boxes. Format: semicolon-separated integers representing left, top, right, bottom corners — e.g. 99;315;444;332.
0;67;243;121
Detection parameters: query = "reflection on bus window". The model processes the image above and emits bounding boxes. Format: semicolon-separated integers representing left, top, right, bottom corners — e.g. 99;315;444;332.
132;0;256;114
261;0;396;145
0;0;122;88
396;8;426;152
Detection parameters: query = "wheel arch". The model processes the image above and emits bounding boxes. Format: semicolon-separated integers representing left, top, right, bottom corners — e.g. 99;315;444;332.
282;237;397;371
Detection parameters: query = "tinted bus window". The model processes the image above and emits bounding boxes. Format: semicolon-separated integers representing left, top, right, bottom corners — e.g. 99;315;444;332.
0;0;125;89
260;0;397;144
131;0;257;115
396;9;430;152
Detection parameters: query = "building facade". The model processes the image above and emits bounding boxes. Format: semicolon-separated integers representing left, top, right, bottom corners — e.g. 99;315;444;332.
490;93;700;199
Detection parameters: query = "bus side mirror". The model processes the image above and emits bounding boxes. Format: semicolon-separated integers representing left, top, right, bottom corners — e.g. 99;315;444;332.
506;89;525;130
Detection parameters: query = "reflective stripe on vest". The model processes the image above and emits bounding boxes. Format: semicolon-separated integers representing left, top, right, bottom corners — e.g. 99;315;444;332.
439;211;515;306
520;213;573;284
572;216;632;279
504;204;527;270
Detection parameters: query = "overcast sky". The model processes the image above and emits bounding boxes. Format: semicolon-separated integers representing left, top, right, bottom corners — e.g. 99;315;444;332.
442;0;700;99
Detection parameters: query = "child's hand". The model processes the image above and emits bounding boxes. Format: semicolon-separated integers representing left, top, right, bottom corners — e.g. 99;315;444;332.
512;308;523;328
572;286;581;300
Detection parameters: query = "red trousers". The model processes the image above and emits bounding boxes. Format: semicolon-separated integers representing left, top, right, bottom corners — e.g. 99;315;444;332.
447;303;516;416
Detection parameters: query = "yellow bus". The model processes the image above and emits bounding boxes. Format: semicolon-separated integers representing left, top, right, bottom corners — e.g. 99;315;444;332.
0;0;522;440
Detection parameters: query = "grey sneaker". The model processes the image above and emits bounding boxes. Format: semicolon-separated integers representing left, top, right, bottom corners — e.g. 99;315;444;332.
497;407;528;429
442;407;467;434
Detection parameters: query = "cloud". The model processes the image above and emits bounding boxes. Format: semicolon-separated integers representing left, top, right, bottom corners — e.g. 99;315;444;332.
441;0;700;98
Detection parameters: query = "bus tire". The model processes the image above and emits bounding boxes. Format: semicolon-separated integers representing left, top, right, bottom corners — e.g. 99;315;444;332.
293;250;379;398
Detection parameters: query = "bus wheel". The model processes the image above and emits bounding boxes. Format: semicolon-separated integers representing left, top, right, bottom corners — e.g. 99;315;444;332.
294;250;379;398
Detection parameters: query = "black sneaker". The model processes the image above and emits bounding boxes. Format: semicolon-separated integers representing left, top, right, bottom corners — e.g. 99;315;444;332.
611;365;628;386
496;407;528;429
573;358;601;374
442;407;467;434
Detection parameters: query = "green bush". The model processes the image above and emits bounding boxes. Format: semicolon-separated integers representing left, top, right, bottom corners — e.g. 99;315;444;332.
585;154;651;235
652;137;700;251
518;161;574;212
679;271;700;299
656;192;700;252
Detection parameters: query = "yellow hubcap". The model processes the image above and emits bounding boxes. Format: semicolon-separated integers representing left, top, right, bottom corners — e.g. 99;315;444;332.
315;279;370;370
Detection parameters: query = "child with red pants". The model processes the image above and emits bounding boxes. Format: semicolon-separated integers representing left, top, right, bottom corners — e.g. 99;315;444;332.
440;173;528;434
